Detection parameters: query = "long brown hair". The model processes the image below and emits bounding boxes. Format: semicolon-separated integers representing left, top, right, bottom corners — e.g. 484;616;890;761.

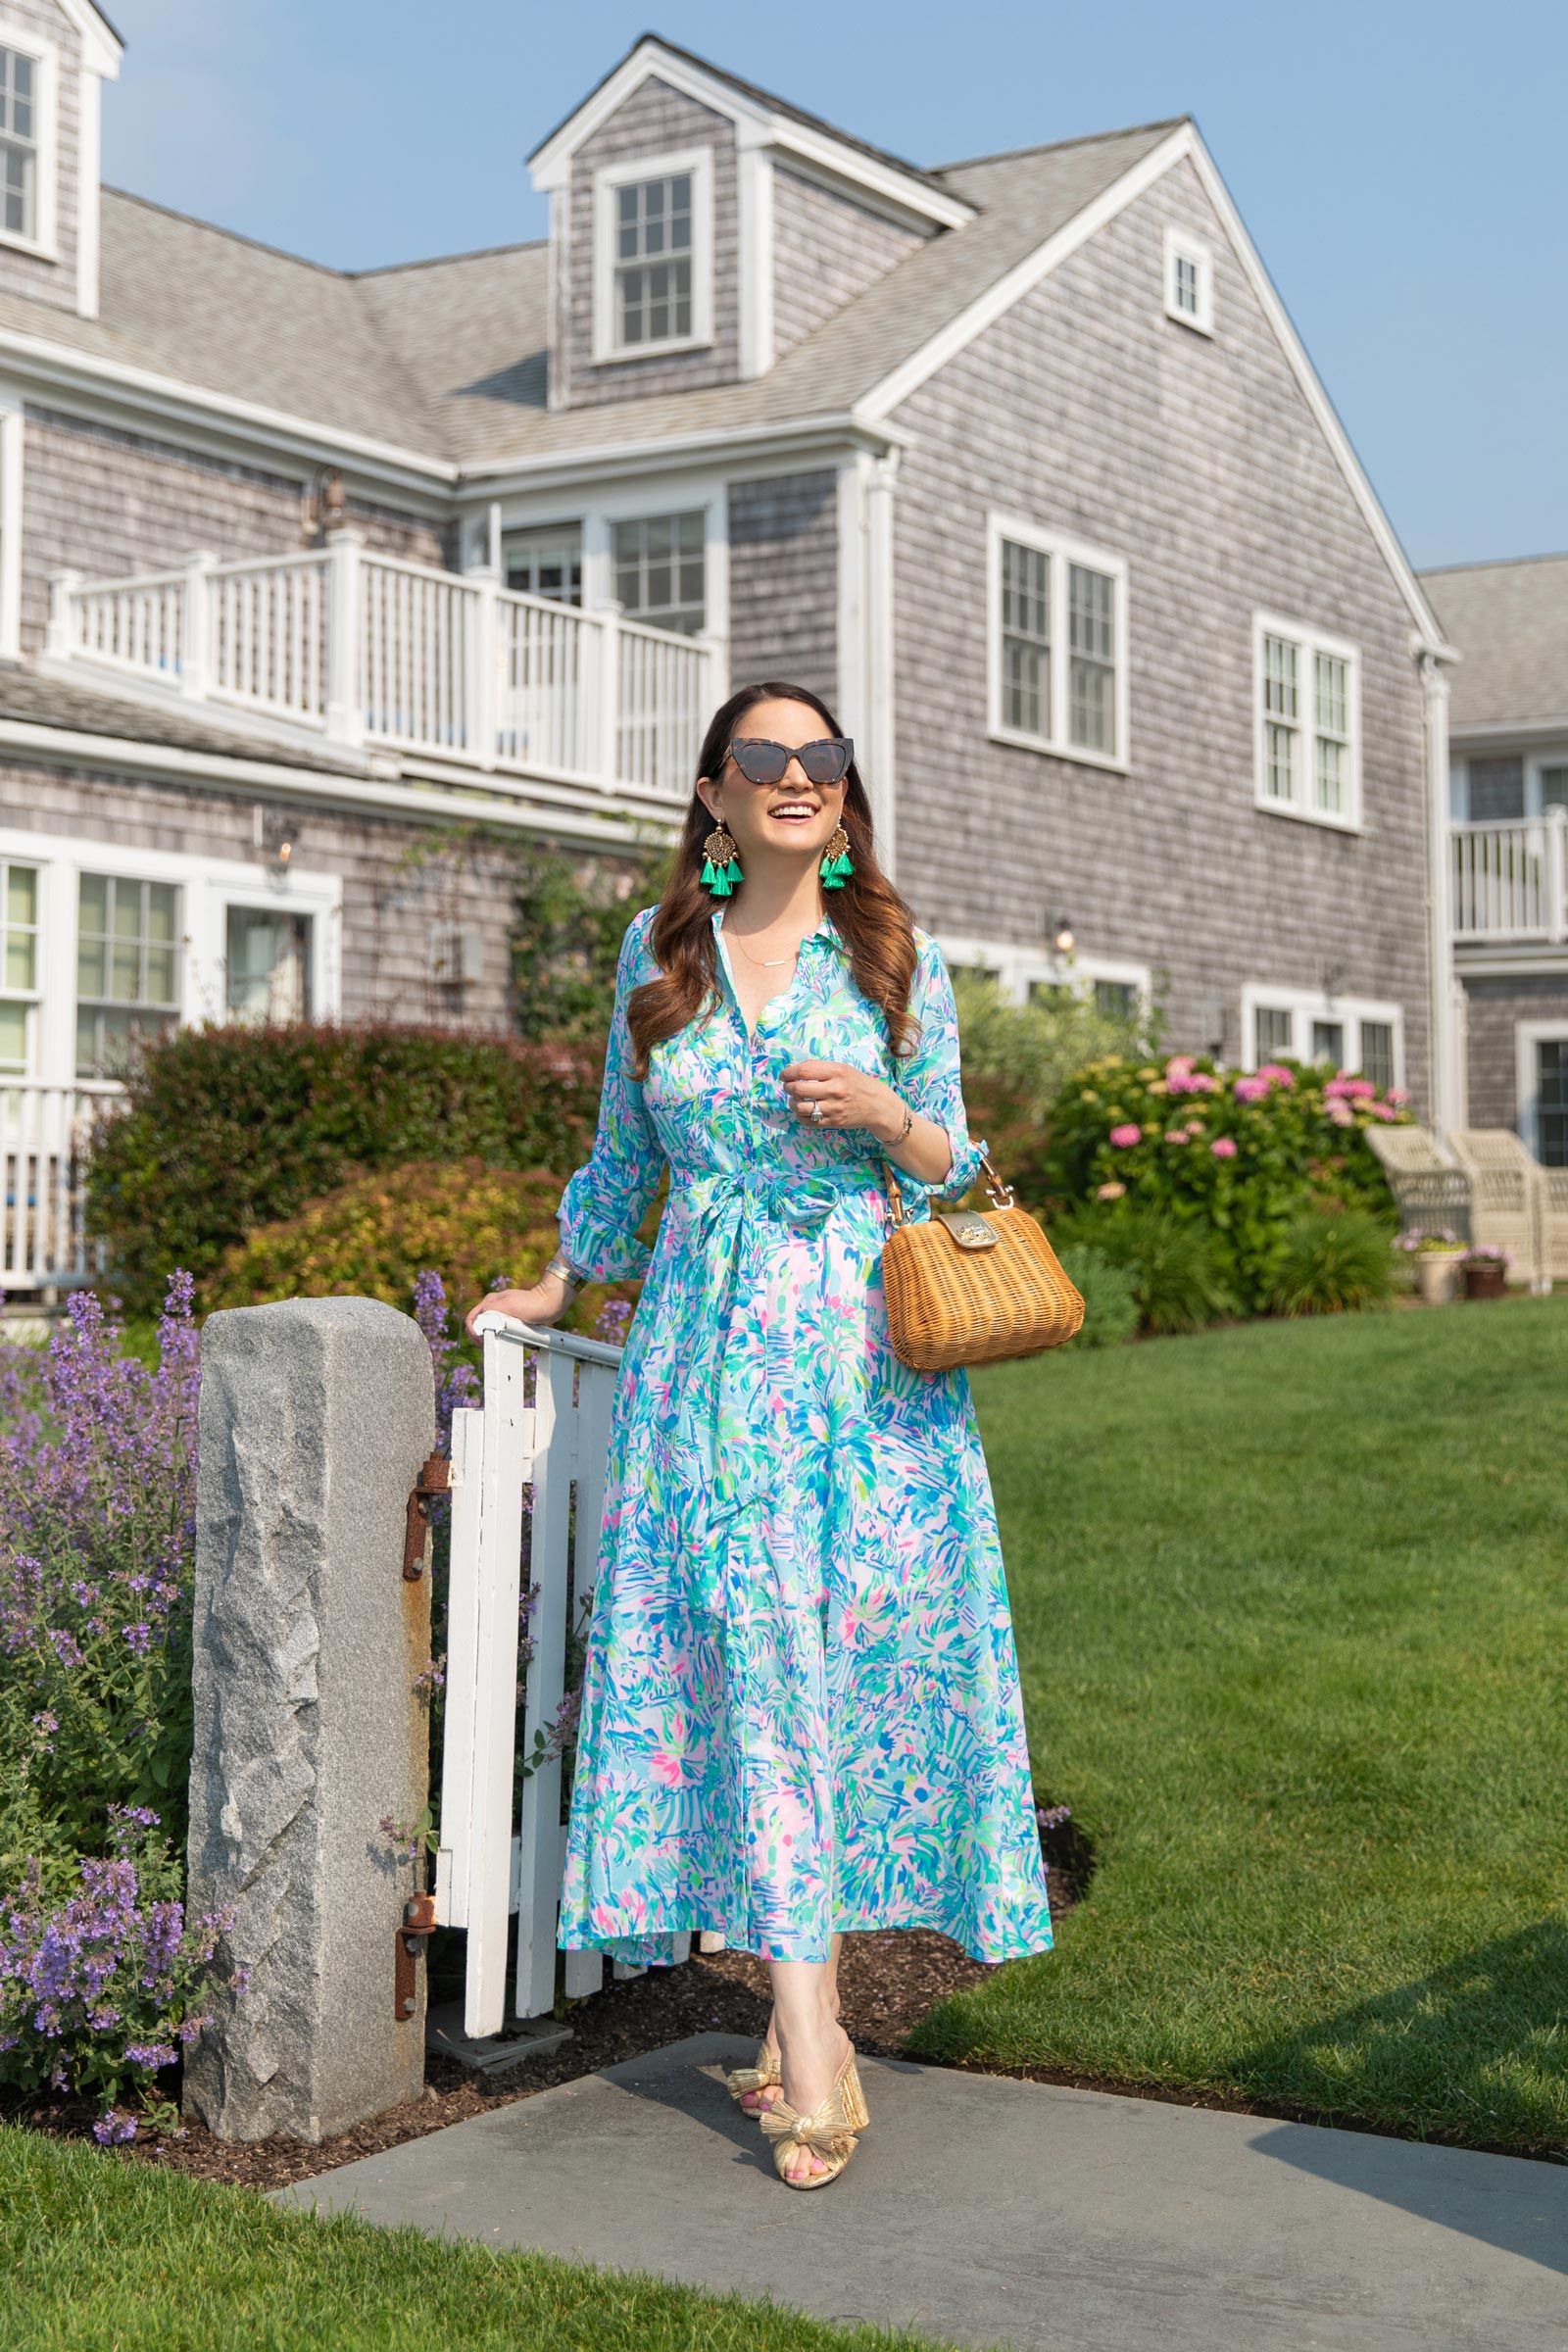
627;681;919;1075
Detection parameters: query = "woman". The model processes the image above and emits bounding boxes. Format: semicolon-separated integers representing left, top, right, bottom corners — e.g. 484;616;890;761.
467;682;1054;2188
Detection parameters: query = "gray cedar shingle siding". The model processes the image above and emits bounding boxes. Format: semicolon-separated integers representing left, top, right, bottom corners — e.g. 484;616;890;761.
727;470;838;712
770;168;925;359
885;153;1433;1100
3;761;520;1031
20;406;450;653
1462;976;1568;1131
0;0;82;317
555;76;740;410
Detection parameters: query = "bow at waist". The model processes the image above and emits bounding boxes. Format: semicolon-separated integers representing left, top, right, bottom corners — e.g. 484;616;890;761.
669;1159;887;1235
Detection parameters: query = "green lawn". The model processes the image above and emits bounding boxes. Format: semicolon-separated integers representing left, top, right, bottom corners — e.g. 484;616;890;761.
910;1297;1568;2155
1;2127;966;2352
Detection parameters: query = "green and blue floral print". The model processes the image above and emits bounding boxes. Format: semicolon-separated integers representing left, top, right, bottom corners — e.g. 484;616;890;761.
555;906;1055;1966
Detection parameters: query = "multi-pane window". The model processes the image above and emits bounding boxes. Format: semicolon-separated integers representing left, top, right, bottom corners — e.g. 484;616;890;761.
0;47;36;243
1001;539;1050;738
1310;1019;1345;1066
614;172;693;348
503;525;582;606
226;906;313;1023
612;511;705;636
1253;1004;1294;1063
1093;977;1140;1020
1255;618;1360;825
992;522;1125;763
1;859;38;1074
1464;757;1525;822
1537;1040;1568;1168
1163;227;1213;332
1359;1021;1396;1093
1541;766;1568;812
75;874;180;1077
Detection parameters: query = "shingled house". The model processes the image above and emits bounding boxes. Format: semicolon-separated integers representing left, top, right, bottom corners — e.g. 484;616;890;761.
0;20;1462;1288
1420;553;1568;1162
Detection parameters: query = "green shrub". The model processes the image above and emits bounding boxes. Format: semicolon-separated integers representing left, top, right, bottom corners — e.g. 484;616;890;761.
1052;1204;1233;1334
509;847;666;1040
86;1024;602;1314
1045;1054;1405;1313
207;1158;644;1338
952;972;1152;1201
1055;1245;1140;1348
1265;1208;1400;1317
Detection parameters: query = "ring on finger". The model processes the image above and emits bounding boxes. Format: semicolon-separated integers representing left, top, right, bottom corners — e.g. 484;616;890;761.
810;1098;825;1122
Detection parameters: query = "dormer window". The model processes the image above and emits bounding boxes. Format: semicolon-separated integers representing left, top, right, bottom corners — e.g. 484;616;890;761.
1163;225;1213;335
593;147;713;364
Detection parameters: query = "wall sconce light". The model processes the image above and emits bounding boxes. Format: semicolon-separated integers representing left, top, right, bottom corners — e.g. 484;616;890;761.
1050;912;1076;957
255;805;299;868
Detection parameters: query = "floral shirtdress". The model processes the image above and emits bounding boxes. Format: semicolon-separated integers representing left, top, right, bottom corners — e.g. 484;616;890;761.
554;904;1055;1967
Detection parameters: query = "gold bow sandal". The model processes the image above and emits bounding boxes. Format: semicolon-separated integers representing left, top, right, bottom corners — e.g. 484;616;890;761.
760;2045;870;2190
723;2043;783;2118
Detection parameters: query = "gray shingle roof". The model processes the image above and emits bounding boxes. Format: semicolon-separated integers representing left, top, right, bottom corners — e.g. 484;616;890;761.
0;662;367;772
0;120;1181;473
1418;555;1568;733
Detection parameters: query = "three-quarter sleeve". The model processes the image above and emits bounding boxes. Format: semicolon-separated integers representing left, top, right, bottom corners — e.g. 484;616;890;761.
894;930;988;1203
556;910;665;1281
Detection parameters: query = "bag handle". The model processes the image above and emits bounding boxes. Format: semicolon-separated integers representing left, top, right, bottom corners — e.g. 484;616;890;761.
883;1150;1015;1229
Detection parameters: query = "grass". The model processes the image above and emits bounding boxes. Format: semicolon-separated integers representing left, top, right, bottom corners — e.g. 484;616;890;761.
908;1297;1568;2156
0;2125;968;2352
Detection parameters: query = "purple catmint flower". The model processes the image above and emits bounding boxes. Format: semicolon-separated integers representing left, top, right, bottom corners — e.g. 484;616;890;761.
123;2041;176;2070
92;2110;138;2146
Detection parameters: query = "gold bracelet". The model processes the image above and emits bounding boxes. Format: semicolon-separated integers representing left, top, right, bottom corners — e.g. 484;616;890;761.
889;1101;914;1149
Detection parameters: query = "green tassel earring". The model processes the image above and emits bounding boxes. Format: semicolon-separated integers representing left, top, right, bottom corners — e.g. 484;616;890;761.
819;824;855;890
702;820;742;898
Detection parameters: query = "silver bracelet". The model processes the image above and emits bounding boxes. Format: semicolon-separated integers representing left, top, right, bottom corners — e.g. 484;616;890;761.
544;1246;581;1296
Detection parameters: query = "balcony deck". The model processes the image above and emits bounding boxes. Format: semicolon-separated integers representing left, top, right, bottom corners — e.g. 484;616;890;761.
45;534;720;804
1451;811;1568;953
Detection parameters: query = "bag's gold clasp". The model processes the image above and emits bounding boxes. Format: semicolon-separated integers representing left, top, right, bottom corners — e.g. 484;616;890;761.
937;1211;999;1250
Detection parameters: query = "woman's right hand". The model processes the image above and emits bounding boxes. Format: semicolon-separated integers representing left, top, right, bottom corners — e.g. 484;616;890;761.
465;1275;571;1341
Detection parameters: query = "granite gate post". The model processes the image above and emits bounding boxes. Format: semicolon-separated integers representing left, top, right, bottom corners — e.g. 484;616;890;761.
184;1296;436;2142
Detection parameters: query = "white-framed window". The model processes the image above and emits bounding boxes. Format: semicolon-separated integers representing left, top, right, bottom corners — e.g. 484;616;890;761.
987;514;1129;771
612;508;706;636
1163;224;1213;334
502;522;582;606
1516;1022;1568;1168
0;855;39;1073
0;30;54;259
1242;984;1403;1086
75;871;181;1077
1253;613;1361;830
936;932;1152;1016
1452;752;1568;824
224;904;313;1024
592;145;714;364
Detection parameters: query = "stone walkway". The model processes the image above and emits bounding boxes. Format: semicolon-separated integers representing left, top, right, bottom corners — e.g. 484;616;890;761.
278;2034;1568;2351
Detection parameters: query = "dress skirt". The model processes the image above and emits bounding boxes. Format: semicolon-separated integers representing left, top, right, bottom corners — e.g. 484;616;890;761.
553;905;1056;1968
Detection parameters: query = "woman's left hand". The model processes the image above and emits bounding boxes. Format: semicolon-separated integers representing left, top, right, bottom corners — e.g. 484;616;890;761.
781;1057;903;1142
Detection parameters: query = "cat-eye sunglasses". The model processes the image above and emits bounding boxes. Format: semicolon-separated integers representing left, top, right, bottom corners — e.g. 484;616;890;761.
727;735;853;788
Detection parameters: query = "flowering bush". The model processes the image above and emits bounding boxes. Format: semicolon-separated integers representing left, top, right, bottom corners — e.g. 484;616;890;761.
0;1807;236;2141
1046;1054;1408;1313
0;1277;198;1870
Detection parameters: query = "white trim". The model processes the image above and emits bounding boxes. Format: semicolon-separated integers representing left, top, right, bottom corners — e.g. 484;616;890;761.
1448;716;1568;750
1241;981;1404;1084
1515;1018;1568;1162
53;1;122;78
467;412;907;498
834;452;866;756
0;818;342;1086
935;931;1152;1010
591;145;714;367
986;511;1130;773
1252;610;1363;832
1162;222;1213;335
0;382;22;658
0;24;60;264
74;61;99;318
736;142;774;378
856;119;1452;658
528;38;973;231
1421;654;1458;1135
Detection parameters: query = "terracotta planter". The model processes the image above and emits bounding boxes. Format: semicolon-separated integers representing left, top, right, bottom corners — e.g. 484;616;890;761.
1415;1250;1466;1305
1463;1260;1507;1300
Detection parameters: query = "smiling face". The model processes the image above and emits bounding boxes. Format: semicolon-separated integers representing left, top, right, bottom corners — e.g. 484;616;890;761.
695;696;847;872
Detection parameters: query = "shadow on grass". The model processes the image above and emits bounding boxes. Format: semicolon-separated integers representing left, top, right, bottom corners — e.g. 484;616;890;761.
1239;1922;1568;2272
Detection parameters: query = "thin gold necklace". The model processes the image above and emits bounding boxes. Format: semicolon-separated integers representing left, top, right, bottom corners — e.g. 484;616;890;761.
725;922;812;970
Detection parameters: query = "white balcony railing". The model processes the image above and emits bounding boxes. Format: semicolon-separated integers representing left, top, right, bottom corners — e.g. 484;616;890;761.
1451;810;1568;947
47;536;721;801
0;1083;117;1294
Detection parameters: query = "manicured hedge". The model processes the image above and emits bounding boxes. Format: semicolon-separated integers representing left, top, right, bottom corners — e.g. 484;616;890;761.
86;1022;602;1313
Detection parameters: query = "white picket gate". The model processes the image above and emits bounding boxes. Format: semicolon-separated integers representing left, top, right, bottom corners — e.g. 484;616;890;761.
433;1312;693;2038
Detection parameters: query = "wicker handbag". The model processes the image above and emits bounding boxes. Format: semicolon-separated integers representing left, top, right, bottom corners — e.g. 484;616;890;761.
881;1152;1085;1372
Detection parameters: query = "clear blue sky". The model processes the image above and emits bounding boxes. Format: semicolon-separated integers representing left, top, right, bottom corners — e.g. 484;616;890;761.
99;0;1565;570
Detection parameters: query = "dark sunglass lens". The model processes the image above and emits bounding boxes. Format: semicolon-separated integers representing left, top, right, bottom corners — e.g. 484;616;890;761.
734;739;789;784
799;739;850;786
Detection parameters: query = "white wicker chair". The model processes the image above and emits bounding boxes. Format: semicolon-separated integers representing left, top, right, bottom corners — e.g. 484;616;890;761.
1448;1130;1547;1293
1365;1126;1471;1245
1542;1164;1568;1287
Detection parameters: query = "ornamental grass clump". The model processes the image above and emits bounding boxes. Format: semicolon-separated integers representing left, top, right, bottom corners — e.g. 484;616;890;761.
1046;1053;1408;1315
1265;1208;1401;1317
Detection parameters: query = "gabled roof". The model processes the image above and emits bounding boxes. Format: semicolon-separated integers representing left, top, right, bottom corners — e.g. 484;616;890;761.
1418;555;1568;735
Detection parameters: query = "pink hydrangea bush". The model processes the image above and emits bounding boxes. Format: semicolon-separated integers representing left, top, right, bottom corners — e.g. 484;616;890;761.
1046;1053;1409;1312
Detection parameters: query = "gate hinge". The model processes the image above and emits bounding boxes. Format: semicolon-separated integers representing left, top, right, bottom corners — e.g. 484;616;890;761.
395;1890;437;2021
403;1450;450;1581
